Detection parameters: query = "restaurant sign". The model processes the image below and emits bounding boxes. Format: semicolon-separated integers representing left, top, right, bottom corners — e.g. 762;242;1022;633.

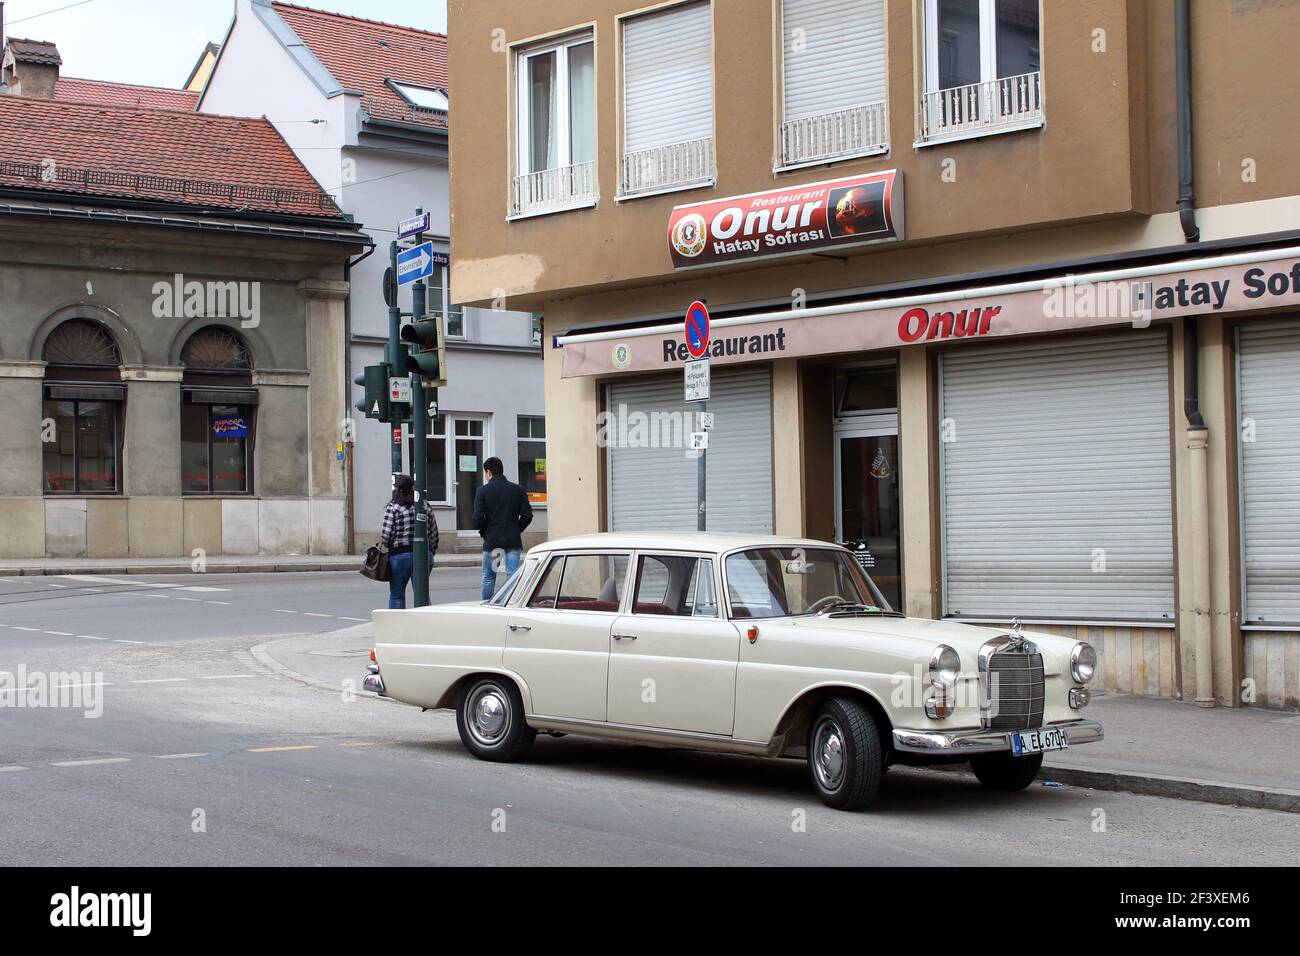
667;170;903;270
561;249;1300;378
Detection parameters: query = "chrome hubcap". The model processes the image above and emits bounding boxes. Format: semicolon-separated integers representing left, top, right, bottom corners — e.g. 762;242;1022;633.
468;686;508;745
812;717;846;791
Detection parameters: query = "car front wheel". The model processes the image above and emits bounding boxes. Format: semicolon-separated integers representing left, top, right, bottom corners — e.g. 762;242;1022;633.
806;697;882;811
456;677;536;761
970;751;1043;791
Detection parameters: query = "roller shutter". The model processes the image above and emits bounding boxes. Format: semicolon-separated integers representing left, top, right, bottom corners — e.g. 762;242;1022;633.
782;0;887;121
940;331;1174;621
622;0;713;154
1238;320;1300;626
606;367;772;533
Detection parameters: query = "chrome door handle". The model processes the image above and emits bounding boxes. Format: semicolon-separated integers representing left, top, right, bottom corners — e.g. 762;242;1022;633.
508;624;531;632
612;633;638;641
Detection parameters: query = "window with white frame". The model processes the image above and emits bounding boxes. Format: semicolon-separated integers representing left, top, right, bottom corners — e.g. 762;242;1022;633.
512;32;596;217
429;264;464;338
918;0;1042;146
517;416;547;506
779;0;888;169
619;0;715;198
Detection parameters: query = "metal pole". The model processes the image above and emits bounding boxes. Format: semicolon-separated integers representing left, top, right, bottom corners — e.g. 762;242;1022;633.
410;211;429;607
697;399;707;532
387;240;402;479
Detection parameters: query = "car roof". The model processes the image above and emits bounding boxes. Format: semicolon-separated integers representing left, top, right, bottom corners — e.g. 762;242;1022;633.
527;532;846;556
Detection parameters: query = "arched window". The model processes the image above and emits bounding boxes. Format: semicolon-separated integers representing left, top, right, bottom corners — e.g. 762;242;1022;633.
41;320;124;494
180;327;256;495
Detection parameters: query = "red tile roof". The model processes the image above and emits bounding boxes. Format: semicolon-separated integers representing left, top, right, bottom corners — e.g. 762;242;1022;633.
271;3;447;129
0;96;342;218
56;77;199;112
5;38;62;66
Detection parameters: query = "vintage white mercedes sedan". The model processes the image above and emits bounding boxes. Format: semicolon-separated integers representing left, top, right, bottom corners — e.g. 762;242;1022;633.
365;533;1102;810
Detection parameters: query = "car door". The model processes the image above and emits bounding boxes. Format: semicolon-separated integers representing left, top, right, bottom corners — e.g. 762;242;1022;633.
503;551;629;722
606;553;741;736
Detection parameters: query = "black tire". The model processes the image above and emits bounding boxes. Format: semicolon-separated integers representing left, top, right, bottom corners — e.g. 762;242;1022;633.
806;697;883;811
456;677;536;761
970;751;1043;791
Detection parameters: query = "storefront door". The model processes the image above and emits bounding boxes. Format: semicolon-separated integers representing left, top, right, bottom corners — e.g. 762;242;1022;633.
451;415;489;533
834;420;902;611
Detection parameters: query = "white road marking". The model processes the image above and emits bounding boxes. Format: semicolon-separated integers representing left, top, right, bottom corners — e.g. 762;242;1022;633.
0;765;30;773
173;597;200;602
303;612;334;618
78;635;108;641
46;583;69;589
272;609;298;614
52;758;131;767
130;678;188;684
44;631;74;637
155;753;208;760
112;639;145;645
198;674;256;680
205;600;231;605
339;617;368;622
11;626;38;632
59;575;229;593
0;578;17;584
0;681;112;697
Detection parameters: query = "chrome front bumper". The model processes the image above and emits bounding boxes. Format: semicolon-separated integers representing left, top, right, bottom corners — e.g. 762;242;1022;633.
892;718;1103;755
362;663;385;696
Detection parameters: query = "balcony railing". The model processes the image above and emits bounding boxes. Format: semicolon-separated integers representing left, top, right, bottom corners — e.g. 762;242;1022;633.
779;101;889;169
916;71;1043;145
362;96;446;130
509;161;597;218
619;136;715;199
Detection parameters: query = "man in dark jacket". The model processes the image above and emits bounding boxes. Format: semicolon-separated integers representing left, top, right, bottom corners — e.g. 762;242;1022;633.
473;456;534;600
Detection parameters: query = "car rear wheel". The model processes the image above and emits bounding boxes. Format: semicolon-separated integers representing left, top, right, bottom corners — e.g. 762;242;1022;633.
806;697;882;811
970;751;1043;791
456;677;536;761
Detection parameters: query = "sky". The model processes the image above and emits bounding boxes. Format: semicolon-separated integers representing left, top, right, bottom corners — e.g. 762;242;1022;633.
1;0;447;88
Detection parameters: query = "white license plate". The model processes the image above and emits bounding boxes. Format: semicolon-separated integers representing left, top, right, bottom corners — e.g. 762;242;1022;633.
1010;725;1069;756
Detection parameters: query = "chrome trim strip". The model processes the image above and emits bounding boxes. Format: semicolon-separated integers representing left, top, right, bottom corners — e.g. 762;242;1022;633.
525;713;769;752
891;719;1104;755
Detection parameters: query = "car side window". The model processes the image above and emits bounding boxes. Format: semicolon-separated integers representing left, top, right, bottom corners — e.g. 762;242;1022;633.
526;555;564;609
632;555;717;618
555;553;628;612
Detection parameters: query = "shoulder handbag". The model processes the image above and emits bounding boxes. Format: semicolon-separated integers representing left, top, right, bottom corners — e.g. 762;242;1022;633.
361;543;391;582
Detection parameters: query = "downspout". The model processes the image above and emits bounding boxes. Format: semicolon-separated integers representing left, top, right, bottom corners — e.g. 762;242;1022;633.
1175;0;1214;706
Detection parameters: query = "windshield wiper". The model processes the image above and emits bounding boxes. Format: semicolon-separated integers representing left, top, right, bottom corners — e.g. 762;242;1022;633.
819;601;906;617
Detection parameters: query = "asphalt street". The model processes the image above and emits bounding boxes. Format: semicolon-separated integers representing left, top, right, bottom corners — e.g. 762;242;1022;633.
2;570;1298;866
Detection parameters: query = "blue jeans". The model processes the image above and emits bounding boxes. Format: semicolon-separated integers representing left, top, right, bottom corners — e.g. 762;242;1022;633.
388;551;435;608
482;548;521;601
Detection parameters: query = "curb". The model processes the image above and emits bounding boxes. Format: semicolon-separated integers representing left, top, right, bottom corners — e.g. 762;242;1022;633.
0;556;484;575
1039;763;1300;814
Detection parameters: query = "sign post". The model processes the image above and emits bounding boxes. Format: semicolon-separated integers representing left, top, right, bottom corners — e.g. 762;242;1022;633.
684;301;710;532
408;209;431;609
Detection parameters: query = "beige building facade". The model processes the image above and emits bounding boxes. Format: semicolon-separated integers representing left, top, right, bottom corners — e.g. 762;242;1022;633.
449;0;1300;711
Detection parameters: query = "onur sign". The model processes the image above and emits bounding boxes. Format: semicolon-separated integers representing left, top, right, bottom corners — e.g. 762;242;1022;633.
667;170;903;270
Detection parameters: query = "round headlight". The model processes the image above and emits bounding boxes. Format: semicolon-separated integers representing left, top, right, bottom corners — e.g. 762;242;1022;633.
929;644;961;689
1070;642;1098;684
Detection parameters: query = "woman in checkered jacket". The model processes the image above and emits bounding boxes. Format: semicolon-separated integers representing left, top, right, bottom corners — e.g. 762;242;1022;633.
380;474;438;609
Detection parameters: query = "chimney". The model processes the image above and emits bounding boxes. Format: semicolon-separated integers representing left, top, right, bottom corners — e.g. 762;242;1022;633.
2;35;62;99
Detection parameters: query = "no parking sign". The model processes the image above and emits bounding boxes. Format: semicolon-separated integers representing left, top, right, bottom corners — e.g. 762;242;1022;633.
684;300;710;358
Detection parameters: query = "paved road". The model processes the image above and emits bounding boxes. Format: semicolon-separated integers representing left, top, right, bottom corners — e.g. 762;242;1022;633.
2;571;1297;866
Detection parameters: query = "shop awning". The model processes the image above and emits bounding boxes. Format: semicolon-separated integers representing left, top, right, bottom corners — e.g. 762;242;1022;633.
556;244;1300;378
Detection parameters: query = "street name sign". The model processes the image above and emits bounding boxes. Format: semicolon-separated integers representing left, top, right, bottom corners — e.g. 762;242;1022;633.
398;212;430;239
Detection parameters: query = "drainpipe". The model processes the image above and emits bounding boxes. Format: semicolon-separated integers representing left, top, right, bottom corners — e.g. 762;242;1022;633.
343;240;376;555
1175;0;1214;705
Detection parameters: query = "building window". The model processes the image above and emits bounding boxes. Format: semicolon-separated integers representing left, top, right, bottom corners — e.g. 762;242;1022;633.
430;265;464;338
619;1;715;198
517;415;547;506
779;0;888;169
180;327;255;495
918;0;1042;146
41;320;124;495
511;31;597;218
531;314;544;349
409;414;451;505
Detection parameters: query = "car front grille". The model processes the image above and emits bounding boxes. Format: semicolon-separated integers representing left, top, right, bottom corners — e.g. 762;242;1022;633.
982;641;1045;731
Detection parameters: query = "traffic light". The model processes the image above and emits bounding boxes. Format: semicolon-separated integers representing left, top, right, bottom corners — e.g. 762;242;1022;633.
354;363;391;421
399;314;447;387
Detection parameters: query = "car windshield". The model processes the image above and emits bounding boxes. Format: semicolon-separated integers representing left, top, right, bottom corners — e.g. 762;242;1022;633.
487;558;535;607
724;547;892;619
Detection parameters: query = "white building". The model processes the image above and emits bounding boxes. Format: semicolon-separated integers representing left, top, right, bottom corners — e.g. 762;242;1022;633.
198;0;546;551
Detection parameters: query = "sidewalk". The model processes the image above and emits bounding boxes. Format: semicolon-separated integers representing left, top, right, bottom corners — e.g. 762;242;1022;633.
0;553;484;575
254;623;1300;814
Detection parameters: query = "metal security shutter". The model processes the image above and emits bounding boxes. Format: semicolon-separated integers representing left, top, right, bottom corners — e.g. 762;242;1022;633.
1238;320;1300;625
622;1;713;154
782;0;886;120
606;367;772;533
940;331;1174;621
